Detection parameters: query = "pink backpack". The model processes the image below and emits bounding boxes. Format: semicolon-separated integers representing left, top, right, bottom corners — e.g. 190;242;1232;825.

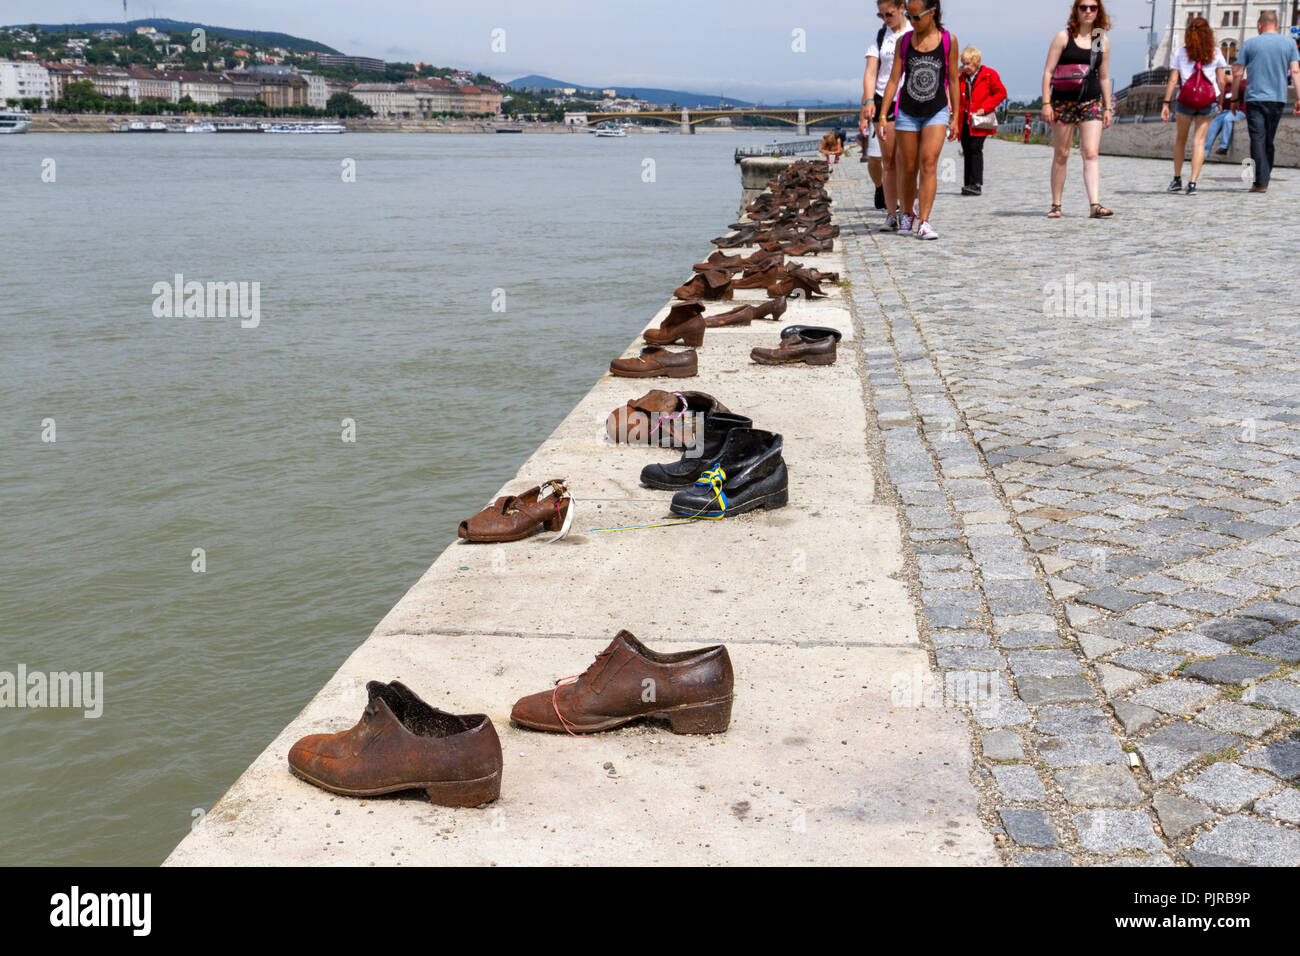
895;30;953;113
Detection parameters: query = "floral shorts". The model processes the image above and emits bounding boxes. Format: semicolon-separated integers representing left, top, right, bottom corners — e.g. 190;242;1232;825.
1051;95;1103;126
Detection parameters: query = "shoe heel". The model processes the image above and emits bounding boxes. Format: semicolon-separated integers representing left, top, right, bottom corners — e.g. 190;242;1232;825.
543;500;569;532
425;770;501;808
682;329;706;347
665;365;697;378
661;698;732;735
804;352;837;366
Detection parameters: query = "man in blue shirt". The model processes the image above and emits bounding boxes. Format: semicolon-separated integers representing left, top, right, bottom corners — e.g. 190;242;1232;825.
1231;10;1300;192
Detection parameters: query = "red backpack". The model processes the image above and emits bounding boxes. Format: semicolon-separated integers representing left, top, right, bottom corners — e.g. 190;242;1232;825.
1178;60;1217;111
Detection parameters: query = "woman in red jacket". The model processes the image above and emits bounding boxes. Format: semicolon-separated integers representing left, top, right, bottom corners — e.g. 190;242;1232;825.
957;46;1007;195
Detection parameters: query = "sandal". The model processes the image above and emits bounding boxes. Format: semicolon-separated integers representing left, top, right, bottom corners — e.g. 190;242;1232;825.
1047;204;1062;219
1089;203;1114;218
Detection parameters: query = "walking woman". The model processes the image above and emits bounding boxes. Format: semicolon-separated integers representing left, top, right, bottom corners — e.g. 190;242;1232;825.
1161;16;1228;194
861;0;911;231
957;46;1007;195
880;0;961;240
1041;0;1115;218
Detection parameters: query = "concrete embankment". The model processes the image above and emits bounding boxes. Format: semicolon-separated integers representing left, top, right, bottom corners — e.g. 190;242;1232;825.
26;113;576;133
165;163;995;867
1101;115;1300;169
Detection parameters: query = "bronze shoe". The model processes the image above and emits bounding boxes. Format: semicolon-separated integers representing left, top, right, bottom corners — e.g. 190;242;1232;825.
751;328;838;366
674;270;733;301
644;302;706;347
510;630;734;735
767;271;827;299
692;251;743;273
458;480;571;542
610;346;698;379
288;681;502;807
605;390;728;445
704;296;787;328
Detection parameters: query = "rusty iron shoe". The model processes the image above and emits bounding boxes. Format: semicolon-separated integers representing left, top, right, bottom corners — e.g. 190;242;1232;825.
674;270;734;301
510;630;734;735
605;389;729;446
704;296;788;328
288;681;502;807
751;328;837;366
610;346;698;379
644;302;706;347
458;480;572;542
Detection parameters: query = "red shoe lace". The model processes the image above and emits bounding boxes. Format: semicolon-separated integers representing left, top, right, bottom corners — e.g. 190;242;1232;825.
550;649;611;738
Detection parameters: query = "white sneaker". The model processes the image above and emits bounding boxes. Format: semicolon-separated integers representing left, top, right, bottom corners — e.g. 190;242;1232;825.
899;213;915;233
916;220;939;240
879;215;899;233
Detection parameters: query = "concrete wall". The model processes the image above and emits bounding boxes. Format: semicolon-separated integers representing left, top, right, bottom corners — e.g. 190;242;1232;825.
1101;115;1300;169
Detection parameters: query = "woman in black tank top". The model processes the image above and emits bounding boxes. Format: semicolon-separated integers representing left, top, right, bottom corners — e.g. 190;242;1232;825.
1041;0;1115;218
879;0;961;240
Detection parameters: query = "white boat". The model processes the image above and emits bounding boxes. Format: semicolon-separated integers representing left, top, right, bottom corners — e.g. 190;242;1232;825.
262;122;346;134
593;123;627;138
184;122;216;133
0;111;32;134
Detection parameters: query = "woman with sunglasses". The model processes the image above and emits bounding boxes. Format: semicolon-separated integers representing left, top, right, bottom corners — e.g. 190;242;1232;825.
861;0;911;230
879;0;961;240
1041;0;1115;219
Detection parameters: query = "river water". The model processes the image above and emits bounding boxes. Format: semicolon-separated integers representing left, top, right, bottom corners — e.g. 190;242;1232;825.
0;128;792;865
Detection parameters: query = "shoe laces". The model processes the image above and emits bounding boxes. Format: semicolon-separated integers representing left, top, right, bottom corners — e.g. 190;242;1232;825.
551;648;613;737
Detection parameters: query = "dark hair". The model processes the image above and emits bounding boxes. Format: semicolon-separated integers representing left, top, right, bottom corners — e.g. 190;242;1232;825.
1068;0;1111;35
1184;16;1216;65
907;0;943;30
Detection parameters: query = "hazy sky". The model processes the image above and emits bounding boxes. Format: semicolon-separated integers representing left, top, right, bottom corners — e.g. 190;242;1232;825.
4;1;1176;100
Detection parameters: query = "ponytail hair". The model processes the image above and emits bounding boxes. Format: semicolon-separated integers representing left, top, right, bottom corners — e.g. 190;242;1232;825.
929;0;944;31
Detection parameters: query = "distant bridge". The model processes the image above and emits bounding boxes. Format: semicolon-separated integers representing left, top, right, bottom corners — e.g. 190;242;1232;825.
575;108;859;135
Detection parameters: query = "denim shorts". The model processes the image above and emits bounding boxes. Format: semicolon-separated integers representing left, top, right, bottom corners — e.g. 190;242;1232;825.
894;107;950;132
1175;102;1216;117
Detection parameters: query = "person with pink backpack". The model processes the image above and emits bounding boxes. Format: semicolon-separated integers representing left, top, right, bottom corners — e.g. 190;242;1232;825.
1160;16;1228;196
878;0;961;241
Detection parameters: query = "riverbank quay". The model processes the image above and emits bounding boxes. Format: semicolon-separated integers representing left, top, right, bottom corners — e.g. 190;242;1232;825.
165;168;997;867
836;140;1300;866
1100;116;1300;170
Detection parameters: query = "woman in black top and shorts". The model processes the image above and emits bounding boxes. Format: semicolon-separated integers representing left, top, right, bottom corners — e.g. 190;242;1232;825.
1041;0;1114;218
879;0;961;240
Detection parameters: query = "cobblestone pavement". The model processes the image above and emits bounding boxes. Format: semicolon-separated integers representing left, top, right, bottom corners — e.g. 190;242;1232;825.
834;140;1300;866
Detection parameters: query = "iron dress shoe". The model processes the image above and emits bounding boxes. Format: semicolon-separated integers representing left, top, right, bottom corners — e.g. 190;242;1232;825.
288;681;502;807
610;346;698;379
511;630;734;735
751;328;838;366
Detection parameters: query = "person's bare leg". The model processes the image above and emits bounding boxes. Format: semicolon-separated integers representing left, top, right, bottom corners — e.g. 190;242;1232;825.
1189;114;1212;183
869;156;883;188
1172;113;1191;179
917;124;947;222
897;131;921;221
882;124;900;215
1079;120;1103;205
1050;122;1072;206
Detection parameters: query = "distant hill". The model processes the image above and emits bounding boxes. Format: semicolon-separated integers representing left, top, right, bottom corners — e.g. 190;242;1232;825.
506;75;754;109
11;18;341;54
